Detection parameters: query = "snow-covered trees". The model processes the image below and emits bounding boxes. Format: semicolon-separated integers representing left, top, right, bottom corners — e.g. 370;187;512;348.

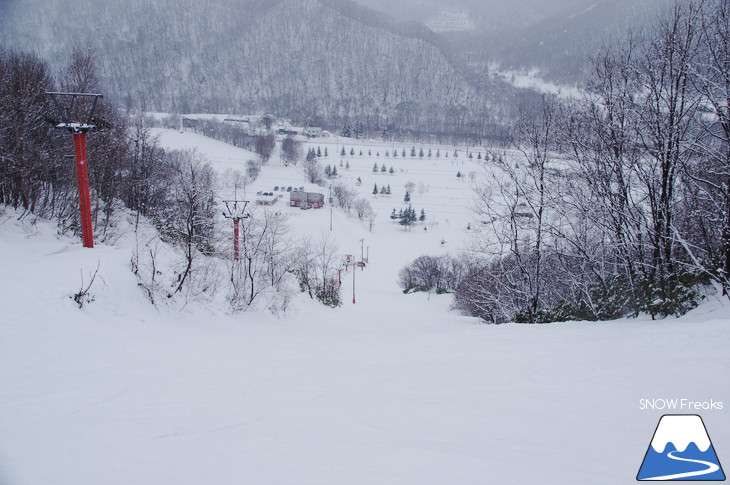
254;134;275;164
303;157;324;185
156;149;217;295
291;234;342;307
0;50;64;214
455;1;730;323
280;135;302;165
399;255;467;294
353;198;373;221
331;183;356;212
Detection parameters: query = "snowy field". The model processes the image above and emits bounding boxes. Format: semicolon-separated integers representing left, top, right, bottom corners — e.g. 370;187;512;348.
1;129;728;484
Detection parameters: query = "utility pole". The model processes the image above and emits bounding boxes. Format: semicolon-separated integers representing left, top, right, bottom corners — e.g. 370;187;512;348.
352;259;356;304
360;238;365;262
46;92;104;248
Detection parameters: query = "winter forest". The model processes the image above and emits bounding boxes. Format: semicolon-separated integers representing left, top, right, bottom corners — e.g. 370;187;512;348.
1;0;729;483
2;0;729;322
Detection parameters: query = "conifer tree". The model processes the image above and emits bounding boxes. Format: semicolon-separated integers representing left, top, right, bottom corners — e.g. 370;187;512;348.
419;148;424;158
389;166;394;174
411;146;416;157
419;209;426;222
350;148;355;156
373;163;378;173
341;146;346;156
317;146;322;157
381;165;387;173
373;183;378;195
386;184;391;195
404;191;410;203
324;147;328;157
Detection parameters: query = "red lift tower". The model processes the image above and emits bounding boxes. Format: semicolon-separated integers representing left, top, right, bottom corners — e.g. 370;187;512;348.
222;196;250;261
47;92;104;248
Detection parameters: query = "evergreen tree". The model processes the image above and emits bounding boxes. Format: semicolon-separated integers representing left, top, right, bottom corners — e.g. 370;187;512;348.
436;149;440;158
453;149;458;158
402;148;406;157
306;148;317;162
428;148;432;157
340;159;344;167
390;208;398;220
324;147;328;157
357;176;362;185
419;148;424;158
341;146;346;156
353;120;363;139
373;183;378;195
324;165;332;177
368;150;371;156
411;146;416;157
456;171;461;178
399;206;417;228
380;185;387;195
359;150;363;156
477;152;482;160
468;152;473;159
376;152;380;157
419;209;426;222
332;166;338;177
381;165;387;172
341;123;352;137
345;161;350;170
393;149;398;158
389;166;394;174
350;148;355;156
385;150;389;157
404;191;410;203
317;146;322;157
386;184;391;195
373;163;378;173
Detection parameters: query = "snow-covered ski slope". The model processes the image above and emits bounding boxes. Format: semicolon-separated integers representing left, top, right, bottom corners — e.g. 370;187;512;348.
1;129;727;485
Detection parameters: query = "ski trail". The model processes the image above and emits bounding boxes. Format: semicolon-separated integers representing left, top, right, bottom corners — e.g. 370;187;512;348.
641;450;720;480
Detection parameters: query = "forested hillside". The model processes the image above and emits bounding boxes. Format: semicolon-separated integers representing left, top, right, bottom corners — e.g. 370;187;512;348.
0;0;517;138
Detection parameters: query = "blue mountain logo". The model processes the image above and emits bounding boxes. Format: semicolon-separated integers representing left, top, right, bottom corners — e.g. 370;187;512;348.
637;414;725;481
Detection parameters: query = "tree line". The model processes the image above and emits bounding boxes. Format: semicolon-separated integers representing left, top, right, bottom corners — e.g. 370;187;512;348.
1;46;343;312
405;0;730;323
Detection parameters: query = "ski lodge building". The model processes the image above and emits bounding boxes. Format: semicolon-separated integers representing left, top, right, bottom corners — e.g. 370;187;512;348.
289;191;324;209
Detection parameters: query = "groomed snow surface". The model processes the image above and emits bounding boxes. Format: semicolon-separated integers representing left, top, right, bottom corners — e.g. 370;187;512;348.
1;130;728;484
